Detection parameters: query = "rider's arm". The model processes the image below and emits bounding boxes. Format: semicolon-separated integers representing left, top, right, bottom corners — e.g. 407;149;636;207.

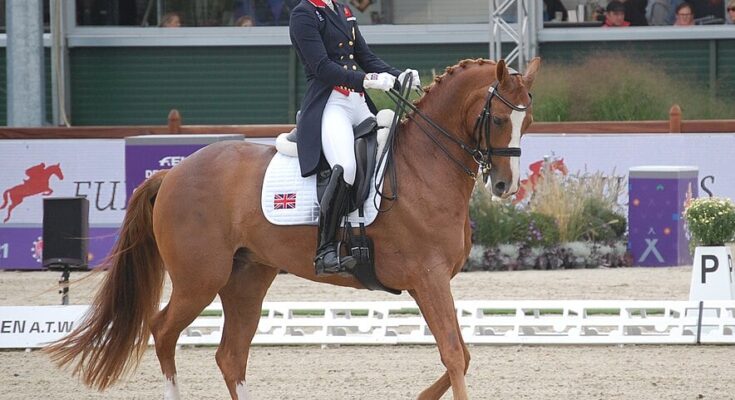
289;7;366;90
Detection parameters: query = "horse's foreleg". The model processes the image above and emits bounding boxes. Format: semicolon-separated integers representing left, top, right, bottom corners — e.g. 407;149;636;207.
4;201;19;223
415;318;471;398
0;190;8;210
216;260;278;400
410;279;469;400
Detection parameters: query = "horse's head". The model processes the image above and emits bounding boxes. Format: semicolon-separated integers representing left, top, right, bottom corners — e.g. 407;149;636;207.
476;58;540;198
550;158;568;175
48;163;64;180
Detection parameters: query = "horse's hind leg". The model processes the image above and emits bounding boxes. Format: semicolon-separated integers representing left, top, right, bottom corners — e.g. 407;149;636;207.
216;255;278;399
150;254;231;399
410;276;469;400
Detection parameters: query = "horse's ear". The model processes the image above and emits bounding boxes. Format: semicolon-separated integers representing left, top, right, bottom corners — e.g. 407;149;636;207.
495;59;509;86
522;57;541;89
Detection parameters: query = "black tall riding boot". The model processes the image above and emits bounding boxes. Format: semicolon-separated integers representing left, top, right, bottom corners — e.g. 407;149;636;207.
314;165;357;275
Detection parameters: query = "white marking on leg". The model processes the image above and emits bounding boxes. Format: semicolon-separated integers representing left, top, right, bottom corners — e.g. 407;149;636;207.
236;381;252;400
164;374;180;400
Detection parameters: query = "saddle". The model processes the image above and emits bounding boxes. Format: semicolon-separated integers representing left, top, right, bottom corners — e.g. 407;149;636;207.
275;112;390;212
274;110;400;295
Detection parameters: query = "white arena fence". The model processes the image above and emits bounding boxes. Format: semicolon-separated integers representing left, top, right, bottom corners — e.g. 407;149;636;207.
3;300;735;349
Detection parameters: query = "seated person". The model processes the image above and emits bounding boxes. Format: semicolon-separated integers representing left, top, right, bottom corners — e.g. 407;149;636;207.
235;15;255;26
160;12;182;27
602;1;631;26
728;0;735;23
543;0;568;21
624;0;649;25
674;2;695;25
646;0;684;25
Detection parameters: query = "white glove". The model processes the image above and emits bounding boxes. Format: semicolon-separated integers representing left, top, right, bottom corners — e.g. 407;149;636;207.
363;72;396;92
398;69;421;89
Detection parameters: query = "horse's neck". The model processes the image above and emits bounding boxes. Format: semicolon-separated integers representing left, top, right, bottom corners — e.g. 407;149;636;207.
394;70;488;205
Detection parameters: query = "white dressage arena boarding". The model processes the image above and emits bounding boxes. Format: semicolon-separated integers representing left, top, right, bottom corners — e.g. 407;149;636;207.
4;300;735;348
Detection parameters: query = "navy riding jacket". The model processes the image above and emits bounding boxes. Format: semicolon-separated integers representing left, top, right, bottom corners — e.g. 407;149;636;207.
289;0;401;177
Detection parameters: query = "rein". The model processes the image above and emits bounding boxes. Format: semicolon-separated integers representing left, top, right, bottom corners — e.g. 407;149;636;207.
374;73;532;210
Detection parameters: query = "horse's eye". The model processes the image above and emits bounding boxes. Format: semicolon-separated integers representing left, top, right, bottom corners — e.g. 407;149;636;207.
492;116;505;125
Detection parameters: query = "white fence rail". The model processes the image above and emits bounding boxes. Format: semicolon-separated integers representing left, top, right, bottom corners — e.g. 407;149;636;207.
3;300;735;348
180;300;735;346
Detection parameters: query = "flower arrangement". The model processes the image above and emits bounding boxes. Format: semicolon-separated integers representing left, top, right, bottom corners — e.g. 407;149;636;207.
683;197;735;246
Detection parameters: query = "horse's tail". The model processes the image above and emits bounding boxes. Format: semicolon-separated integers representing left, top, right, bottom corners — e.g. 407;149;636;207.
44;170;169;390
0;189;8;210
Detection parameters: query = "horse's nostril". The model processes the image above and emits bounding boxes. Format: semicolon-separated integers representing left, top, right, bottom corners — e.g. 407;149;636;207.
494;181;506;193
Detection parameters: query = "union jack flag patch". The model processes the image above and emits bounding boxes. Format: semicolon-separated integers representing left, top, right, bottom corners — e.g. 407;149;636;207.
273;193;297;209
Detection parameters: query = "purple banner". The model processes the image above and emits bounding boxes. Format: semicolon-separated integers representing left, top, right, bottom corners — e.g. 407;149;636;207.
0;227;119;270
125;144;204;199
629;170;698;267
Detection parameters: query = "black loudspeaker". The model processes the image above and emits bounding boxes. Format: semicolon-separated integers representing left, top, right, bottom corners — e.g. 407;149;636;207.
43;197;89;269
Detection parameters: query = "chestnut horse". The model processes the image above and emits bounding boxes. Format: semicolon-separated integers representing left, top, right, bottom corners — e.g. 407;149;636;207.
46;57;540;399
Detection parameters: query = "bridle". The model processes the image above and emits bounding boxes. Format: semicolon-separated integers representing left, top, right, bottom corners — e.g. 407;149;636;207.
374;72;532;209
473;79;532;183
384;72;532;182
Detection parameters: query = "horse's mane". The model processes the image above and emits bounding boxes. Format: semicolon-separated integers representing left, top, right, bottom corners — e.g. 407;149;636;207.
414;58;497;110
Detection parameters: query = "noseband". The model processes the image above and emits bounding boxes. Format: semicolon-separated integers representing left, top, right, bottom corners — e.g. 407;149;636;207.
473;81;532;183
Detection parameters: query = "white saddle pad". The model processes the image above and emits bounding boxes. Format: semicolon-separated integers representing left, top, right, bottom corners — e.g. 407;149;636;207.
261;109;395;226
261;154;384;226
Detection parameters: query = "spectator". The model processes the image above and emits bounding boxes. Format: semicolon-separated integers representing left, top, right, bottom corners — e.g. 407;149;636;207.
160;12;182;27
623;0;649;25
602;1;631;26
235;15;255;26
543;0;568;21
691;0;725;20
728;0;735;23
646;0;684;25
673;2;695;25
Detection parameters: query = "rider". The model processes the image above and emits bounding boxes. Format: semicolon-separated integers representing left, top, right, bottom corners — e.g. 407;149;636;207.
289;0;420;275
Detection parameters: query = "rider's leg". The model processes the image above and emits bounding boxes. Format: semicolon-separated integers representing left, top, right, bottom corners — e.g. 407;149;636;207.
348;93;376;127
322;92;358;185
315;91;358;275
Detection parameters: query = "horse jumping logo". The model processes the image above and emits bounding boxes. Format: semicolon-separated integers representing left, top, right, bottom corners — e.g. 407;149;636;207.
0;163;64;223
513;158;568;204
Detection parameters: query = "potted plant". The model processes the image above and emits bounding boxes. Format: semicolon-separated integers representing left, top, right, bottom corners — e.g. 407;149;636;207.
683;197;735;300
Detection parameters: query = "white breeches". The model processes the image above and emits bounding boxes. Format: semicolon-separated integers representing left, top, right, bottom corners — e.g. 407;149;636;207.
321;90;374;185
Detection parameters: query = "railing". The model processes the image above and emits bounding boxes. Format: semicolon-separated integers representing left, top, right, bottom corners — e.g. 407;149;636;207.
1;106;733;140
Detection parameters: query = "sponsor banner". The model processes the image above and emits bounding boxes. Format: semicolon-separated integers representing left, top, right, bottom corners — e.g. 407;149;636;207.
125;144;202;199
124;134;243;199
0;305;87;348
520;133;735;201
1;133;732;269
0;227;119;270
0;140;126;225
520;133;735;267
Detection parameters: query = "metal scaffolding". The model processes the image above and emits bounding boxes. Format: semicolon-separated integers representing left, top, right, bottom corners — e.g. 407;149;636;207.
488;0;539;71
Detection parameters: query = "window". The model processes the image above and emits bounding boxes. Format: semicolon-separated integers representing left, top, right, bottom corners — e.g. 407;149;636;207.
73;0;495;27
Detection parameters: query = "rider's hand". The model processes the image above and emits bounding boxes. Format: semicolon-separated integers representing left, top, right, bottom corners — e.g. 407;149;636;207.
398;69;421;89
363;72;396;92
